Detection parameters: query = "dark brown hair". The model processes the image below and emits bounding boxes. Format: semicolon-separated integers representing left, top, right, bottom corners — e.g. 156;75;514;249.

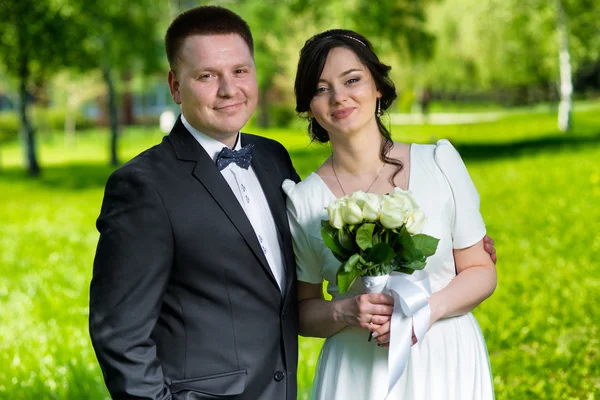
165;6;254;72
294;29;402;183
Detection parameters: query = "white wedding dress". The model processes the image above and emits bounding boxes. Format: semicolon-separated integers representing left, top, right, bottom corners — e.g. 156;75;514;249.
282;140;494;400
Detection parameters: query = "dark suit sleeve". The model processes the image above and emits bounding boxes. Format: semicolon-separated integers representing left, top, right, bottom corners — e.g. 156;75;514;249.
90;167;173;399
278;141;301;183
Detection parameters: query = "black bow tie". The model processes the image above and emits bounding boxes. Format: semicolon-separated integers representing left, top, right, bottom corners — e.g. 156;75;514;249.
215;144;255;171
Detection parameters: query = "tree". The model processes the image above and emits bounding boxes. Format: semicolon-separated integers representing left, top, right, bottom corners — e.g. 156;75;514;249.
556;0;573;132
418;0;599;127
52;71;105;146
68;0;167;166
220;0;437;127
0;0;80;175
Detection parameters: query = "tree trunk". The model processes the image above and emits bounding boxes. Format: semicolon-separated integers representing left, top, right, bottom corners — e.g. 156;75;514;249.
556;0;573;133
19;60;40;176
64;84;77;147
103;66;119;166
65;106;77;147
122;71;134;125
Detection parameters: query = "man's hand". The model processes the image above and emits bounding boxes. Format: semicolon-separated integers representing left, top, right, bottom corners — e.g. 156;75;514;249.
483;235;497;264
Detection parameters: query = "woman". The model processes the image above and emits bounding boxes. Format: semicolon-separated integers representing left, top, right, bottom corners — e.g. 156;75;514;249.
282;29;497;399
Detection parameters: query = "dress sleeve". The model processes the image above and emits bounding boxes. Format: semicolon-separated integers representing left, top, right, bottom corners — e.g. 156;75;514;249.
434;139;486;249
282;179;324;284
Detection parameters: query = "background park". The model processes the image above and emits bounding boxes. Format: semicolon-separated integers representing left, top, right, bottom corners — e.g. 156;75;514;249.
1;0;599;399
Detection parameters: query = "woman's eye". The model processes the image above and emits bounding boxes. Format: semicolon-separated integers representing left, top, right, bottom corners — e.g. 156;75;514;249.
316;87;328;93
347;78;359;84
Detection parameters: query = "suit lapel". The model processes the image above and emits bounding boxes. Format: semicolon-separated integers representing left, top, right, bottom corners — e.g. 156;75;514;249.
169;119;278;288
244;134;296;298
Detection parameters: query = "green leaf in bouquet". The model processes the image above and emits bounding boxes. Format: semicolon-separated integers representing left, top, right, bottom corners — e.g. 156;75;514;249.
356;223;376;251
372;228;382;246
403;258;427;270
338;227;356;252
336;266;361;294
383;228;398;248
321;220;349;260
366;243;396;265
411;234;440;257
394;229;418;262
392;226;413;252
396;267;416;275
343;253;362;273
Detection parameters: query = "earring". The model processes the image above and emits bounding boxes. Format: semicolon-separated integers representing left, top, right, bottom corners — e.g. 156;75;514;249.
309;118;313;133
376;98;381;117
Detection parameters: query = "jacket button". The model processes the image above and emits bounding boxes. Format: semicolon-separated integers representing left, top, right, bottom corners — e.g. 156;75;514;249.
274;371;285;381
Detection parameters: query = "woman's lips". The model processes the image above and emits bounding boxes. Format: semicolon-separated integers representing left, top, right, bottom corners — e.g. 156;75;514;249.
332;107;355;119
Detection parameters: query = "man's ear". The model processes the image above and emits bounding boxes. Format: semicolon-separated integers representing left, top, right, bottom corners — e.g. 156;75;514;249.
168;70;181;104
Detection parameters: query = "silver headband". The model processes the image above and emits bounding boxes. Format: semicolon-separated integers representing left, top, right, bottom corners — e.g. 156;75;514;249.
339;35;367;47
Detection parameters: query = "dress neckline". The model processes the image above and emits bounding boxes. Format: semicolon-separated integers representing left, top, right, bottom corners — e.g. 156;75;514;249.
311;143;415;200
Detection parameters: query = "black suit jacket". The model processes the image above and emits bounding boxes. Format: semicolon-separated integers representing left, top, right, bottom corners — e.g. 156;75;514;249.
90;118;300;399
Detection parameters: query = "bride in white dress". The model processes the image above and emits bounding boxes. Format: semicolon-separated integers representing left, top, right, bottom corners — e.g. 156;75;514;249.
283;30;497;400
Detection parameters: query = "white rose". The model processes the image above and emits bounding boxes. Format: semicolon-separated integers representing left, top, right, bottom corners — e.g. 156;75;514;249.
327;200;345;229
405;209;426;234
350;190;368;208
362;193;381;221
341;198;363;225
389;188;418;212
378;195;409;229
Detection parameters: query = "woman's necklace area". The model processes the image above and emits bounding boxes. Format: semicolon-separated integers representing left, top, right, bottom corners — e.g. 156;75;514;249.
331;154;386;196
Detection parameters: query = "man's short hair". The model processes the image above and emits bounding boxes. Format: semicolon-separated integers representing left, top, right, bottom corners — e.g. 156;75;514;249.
165;6;254;71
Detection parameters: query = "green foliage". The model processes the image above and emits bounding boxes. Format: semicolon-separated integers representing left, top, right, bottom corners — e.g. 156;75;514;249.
1;105;600;399
0;113;19;143
66;0;168;74
0;0;82;79
34;108;95;132
320;221;349;260
355;223;376;251
0;109;95;143
411;234;439;257
417;0;600;96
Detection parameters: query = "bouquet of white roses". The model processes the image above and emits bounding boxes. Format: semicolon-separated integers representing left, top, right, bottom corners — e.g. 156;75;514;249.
321;188;440;294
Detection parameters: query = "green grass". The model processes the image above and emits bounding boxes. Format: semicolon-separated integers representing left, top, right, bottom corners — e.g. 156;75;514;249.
1;104;599;399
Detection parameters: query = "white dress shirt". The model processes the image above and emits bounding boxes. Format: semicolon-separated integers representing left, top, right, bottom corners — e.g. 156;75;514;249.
181;115;286;292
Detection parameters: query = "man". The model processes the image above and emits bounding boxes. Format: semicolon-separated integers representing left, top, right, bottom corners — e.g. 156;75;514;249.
90;6;299;399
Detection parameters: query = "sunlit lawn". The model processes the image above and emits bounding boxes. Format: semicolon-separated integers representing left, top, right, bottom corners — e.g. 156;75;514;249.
1;105;599;399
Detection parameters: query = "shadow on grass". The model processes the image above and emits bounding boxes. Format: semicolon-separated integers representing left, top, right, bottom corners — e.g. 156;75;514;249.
288;128;600;176
1;128;598;189
0;162;115;191
453;128;600;163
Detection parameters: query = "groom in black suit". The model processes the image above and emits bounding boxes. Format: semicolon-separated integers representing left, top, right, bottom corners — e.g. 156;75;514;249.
89;6;299;399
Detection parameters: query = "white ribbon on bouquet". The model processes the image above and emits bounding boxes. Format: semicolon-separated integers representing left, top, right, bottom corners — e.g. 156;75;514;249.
363;270;432;398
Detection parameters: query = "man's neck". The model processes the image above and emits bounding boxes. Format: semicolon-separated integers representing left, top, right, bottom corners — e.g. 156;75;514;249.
180;114;239;149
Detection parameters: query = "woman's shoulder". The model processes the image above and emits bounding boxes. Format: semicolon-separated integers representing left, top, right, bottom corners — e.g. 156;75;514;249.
282;173;324;197
408;139;463;165
283;173;332;220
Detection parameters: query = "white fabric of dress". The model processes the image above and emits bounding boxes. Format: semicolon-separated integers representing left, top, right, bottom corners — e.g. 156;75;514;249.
282;140;494;400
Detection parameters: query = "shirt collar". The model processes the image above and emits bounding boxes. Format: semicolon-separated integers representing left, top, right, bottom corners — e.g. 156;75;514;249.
181;114;242;162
